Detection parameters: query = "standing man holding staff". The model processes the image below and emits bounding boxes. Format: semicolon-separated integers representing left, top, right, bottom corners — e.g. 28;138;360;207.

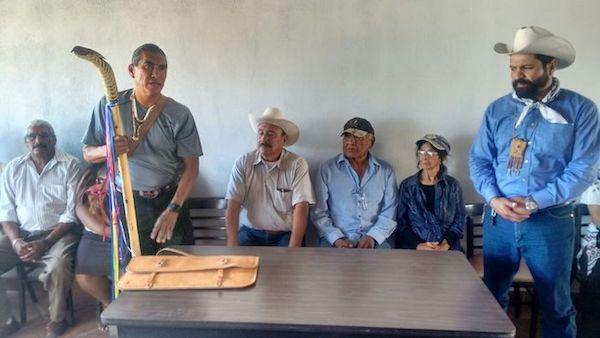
82;44;203;255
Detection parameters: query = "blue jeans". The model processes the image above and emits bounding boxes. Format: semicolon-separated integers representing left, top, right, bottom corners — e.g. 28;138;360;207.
238;226;291;246
483;205;576;338
319;237;391;249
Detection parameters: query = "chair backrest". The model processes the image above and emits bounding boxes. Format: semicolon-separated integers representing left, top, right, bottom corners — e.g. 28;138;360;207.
188;197;227;245
573;203;592;255
465;203;485;258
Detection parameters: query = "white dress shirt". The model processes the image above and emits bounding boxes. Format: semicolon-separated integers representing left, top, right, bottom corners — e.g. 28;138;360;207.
0;149;82;232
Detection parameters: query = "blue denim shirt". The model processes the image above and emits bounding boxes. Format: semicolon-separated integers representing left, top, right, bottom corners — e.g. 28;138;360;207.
470;89;600;208
311;153;398;245
396;171;465;248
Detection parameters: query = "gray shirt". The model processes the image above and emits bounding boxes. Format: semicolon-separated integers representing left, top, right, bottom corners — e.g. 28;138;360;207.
82;89;203;191
226;149;315;231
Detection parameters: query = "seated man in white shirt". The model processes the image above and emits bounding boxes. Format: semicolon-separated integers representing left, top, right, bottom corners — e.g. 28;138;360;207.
225;108;314;247
0;120;82;338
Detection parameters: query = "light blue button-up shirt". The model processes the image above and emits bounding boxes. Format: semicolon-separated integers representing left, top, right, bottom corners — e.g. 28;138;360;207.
311;153;398;245
469;88;600;209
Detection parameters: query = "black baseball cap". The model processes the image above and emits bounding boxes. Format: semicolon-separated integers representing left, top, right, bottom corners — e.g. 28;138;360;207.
340;117;375;137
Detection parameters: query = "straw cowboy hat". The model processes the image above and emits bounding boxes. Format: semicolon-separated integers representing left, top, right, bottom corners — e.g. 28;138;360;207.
248;107;299;146
494;26;576;69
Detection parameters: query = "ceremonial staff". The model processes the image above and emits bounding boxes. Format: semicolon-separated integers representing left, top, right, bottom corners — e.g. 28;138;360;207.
72;46;142;261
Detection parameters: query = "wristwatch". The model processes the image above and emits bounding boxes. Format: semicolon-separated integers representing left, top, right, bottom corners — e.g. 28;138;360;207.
525;196;539;213
167;202;182;213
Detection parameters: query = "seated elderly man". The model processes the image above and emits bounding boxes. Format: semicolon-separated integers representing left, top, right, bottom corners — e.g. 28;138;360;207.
311;117;397;249
225;107;314;247
0;120;81;338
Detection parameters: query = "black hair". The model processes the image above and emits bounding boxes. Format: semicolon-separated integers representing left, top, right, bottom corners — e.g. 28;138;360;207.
131;43;167;66
534;54;555;68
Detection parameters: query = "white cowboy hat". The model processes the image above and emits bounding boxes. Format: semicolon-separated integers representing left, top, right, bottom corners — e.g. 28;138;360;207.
494;26;575;69
248;107;299;146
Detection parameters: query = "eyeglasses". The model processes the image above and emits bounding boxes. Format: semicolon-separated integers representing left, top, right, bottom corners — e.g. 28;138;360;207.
25;132;54;141
417;150;438;158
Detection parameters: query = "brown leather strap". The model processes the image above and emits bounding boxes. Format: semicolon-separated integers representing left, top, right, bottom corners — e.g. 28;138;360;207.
128;95;169;155
156;247;191;257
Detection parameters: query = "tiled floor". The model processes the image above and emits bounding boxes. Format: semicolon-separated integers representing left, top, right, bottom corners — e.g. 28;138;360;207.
5;286;540;338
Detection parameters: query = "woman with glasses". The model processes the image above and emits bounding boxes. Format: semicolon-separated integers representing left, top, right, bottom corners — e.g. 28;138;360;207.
395;134;465;251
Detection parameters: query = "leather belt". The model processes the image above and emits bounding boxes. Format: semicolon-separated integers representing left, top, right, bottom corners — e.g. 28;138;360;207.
542;201;574;212
118;182;178;199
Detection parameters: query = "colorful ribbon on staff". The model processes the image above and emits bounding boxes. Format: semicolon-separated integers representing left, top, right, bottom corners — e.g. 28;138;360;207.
104;100;131;299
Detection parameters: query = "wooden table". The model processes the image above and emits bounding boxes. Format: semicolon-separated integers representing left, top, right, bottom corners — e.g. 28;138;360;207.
102;246;515;338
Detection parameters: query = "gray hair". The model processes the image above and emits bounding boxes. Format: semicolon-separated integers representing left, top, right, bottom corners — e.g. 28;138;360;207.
26;120;55;136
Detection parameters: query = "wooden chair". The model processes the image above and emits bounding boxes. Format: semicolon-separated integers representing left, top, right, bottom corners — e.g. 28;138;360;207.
465;203;539;338
188;197;227;245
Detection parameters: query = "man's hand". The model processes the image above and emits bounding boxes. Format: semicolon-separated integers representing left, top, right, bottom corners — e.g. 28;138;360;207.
356;235;376;249
19;240;48;262
113;135;131;156
429;240;451;251
333;238;354;248
490;197;530;223
12;239;28;257
150;209;178;244
509;197;533;216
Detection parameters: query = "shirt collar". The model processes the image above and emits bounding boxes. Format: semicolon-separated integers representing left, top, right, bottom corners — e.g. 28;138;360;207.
336;152;380;169
253;148;287;168
17;149;66;167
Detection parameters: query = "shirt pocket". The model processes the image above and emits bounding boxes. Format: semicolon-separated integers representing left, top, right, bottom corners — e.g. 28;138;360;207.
272;190;293;214
536;122;574;157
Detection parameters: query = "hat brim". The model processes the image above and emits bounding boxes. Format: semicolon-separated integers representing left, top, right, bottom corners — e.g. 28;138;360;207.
248;114;299;146
416;139;450;153
493;37;575;69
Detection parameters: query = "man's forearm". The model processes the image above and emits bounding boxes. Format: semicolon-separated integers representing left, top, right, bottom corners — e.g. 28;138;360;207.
289;202;309;247
225;200;241;246
45;223;75;246
171;157;199;205
82;144;107;164
1;222;21;244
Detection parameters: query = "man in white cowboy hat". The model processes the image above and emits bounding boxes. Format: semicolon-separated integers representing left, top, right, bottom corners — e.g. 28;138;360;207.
225;107;314;247
470;26;600;337
311;117;397;249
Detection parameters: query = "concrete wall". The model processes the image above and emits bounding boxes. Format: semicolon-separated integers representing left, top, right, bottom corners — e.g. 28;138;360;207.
1;0;599;201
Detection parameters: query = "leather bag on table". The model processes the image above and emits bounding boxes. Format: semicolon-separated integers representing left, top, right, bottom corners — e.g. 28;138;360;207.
117;248;259;290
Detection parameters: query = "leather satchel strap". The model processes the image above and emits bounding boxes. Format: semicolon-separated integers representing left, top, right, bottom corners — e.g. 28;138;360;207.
128;95;169;155
156;247;192;257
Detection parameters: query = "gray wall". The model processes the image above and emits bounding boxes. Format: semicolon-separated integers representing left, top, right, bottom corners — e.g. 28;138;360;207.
1;0;599;201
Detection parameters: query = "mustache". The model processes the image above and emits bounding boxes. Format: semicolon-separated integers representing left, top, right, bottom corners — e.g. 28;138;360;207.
33;143;48;149
513;79;533;86
259;142;272;148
